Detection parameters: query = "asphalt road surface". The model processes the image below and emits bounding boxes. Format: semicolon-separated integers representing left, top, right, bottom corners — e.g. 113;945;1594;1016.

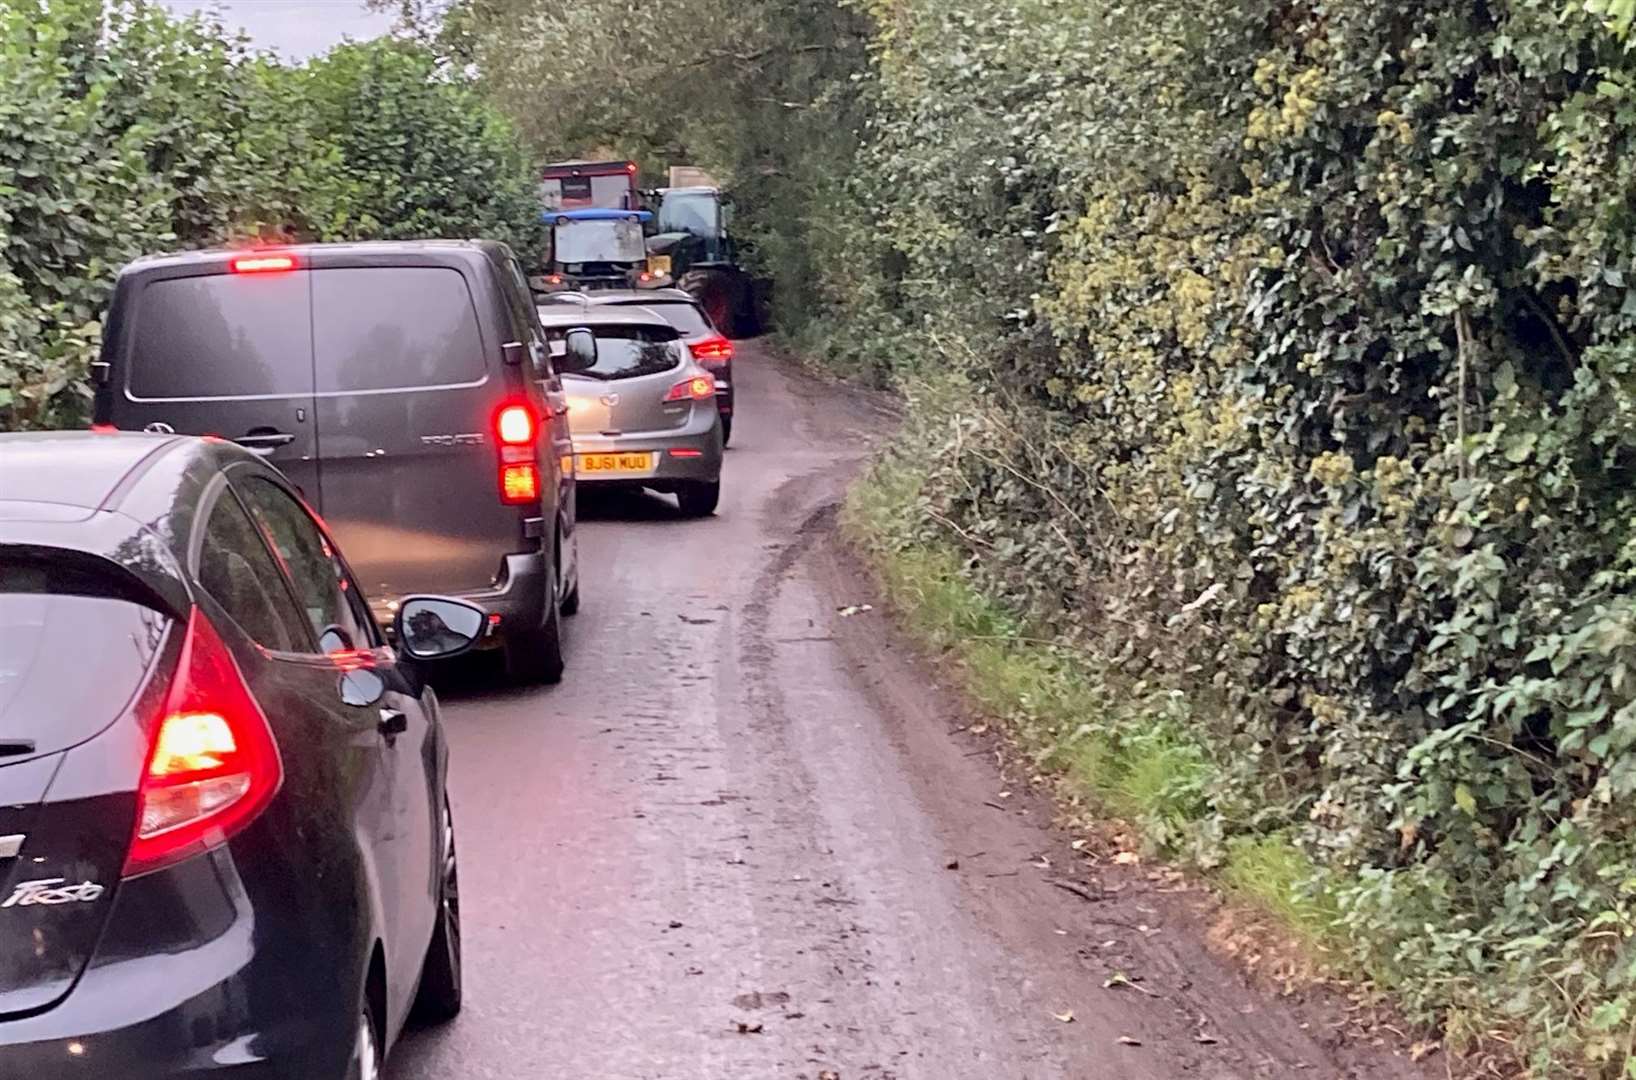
392;346;1428;1080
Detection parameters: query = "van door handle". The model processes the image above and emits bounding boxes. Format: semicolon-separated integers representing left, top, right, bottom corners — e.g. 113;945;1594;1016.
236;431;295;452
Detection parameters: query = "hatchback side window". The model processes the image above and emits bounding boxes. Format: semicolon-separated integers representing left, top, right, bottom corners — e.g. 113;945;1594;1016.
198;490;308;653
236;478;374;654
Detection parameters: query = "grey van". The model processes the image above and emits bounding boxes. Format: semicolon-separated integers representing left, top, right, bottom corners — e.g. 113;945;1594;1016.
92;241;587;683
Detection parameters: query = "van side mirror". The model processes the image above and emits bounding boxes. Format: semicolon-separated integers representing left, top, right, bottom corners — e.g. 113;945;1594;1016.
561;328;598;374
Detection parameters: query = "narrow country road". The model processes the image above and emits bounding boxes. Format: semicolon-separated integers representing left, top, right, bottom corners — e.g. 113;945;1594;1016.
391;345;1426;1080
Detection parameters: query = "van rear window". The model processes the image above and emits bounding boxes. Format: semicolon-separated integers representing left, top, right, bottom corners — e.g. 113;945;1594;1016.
128;273;312;400
313;268;485;392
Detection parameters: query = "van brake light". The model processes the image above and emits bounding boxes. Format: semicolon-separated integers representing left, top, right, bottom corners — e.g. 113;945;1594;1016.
494;402;540;505
230;254;297;274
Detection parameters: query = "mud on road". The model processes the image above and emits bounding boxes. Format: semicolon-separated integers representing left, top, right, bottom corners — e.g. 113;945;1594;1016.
392;343;1429;1080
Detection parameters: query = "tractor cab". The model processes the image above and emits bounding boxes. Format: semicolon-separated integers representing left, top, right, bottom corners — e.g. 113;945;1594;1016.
645;186;737;277
533;208;672;294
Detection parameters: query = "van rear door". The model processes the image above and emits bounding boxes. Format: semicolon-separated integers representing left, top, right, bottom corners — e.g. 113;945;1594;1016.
310;265;520;602
113;268;319;495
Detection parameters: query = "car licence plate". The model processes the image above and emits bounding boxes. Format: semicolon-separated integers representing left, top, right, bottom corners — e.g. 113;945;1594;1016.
577;451;654;474
648;255;672;276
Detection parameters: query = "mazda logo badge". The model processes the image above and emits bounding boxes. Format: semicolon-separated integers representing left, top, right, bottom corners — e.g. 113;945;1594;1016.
600;393;620;407
143;421;175;434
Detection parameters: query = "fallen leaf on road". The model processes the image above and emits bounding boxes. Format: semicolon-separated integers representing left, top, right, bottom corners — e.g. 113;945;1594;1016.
997;790;1012;799
1117;1035;1142;1046
945;859;960;870
1071;839;1089;851
1409;1039;1440;1061
837;604;874;617
1103;971;1159;997
1195;1033;1218;1045
733;1020;763;1034
732;991;791;1010
667;920;683;929
818;1071;840;1080
1052;1010;1075;1023
1113;851;1141;865
1032;855;1052;869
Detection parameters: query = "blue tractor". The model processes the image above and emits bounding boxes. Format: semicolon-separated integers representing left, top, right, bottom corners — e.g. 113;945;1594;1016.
533;208;673;294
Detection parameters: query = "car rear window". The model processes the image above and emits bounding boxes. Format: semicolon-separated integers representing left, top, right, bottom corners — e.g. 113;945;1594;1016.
548;326;682;380
630;302;711;336
127;272;312;400
314;268;486;392
0;557;169;756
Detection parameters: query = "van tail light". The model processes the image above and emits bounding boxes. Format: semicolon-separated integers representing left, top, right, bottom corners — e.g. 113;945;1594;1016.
124;609;283;878
230;253;297;274
494;402;540;505
501;464;541;503
664;374;716;403
688;337;734;363
496;404;535;445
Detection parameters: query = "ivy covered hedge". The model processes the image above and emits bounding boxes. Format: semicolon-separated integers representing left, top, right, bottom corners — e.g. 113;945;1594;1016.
786;0;1636;1072
0;0;543;429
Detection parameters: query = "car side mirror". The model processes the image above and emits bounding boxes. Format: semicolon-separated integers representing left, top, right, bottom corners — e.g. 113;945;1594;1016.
560;328;598;374
395;596;487;661
339;668;386;708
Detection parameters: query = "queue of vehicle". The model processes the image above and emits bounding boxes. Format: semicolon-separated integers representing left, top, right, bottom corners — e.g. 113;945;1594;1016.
0;159;745;1078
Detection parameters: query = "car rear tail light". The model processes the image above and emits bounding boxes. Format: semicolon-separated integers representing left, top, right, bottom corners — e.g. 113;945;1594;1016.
230;253;297;274
494;402;540;505
689;337;734;362
664;374;716;403
125;609;283;878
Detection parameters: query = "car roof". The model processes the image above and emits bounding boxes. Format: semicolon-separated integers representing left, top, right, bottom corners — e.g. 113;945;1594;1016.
118;239;511;277
576;288;697;306
0;431;181;512
0;433;255;615
533;305;675;331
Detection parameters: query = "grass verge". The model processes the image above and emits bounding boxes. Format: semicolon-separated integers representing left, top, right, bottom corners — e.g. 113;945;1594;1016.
840;453;1351;974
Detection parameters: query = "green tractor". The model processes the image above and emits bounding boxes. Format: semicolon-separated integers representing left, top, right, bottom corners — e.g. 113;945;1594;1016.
643;184;763;337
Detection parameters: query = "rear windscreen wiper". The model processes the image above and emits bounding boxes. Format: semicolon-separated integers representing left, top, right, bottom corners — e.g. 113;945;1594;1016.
0;740;36;757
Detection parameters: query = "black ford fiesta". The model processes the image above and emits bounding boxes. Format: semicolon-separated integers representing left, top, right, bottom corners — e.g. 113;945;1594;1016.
0;432;478;1078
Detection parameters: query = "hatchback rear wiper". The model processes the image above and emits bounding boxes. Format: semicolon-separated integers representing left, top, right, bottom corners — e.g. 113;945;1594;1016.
0;740;36;758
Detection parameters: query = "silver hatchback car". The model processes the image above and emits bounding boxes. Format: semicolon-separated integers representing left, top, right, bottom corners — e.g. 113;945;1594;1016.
537;305;725;516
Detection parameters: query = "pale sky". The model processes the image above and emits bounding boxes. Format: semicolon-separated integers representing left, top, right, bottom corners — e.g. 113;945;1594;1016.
157;0;395;60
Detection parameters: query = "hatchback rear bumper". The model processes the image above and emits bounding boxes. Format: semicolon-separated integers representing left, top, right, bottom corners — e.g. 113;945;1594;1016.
0;853;356;1080
571;411;723;489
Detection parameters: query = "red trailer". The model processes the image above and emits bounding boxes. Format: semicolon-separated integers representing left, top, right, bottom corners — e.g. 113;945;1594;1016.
539;159;639;212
